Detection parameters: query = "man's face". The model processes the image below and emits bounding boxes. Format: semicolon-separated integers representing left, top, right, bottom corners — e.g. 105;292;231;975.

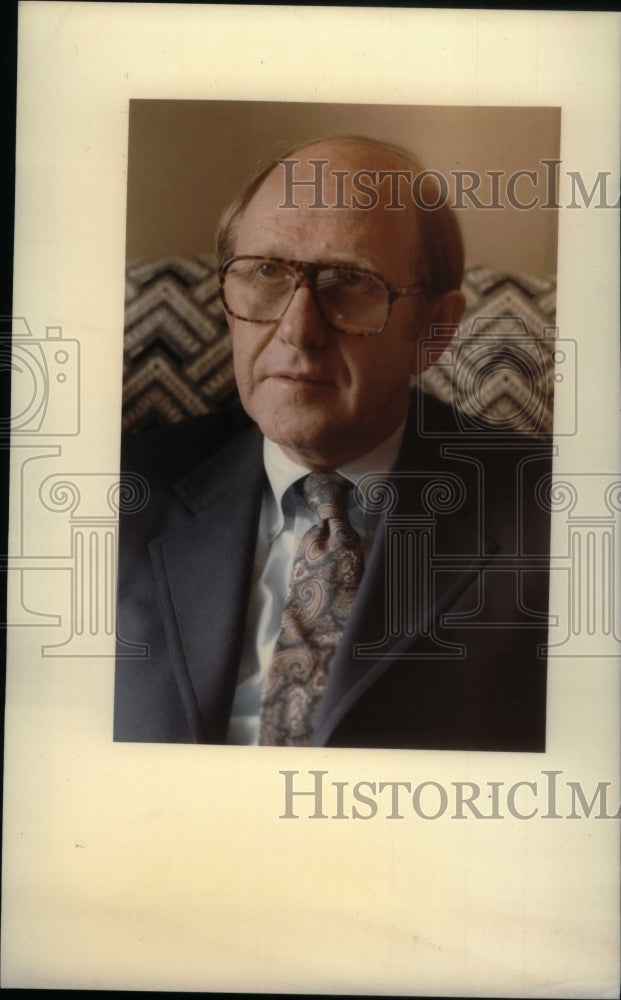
228;141;431;470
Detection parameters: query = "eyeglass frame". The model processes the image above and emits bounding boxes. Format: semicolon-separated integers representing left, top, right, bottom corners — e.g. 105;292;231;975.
218;255;426;337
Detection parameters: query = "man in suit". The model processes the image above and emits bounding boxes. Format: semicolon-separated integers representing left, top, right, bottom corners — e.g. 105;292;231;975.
115;135;552;750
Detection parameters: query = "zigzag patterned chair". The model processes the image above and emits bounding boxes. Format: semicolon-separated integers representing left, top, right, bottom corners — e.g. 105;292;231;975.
122;256;557;437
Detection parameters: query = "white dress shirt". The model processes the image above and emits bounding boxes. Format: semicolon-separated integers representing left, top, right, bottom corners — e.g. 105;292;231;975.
226;423;406;745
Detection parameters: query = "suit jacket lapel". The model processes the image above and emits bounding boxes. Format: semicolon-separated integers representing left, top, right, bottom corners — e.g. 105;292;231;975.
313;397;498;745
149;426;264;742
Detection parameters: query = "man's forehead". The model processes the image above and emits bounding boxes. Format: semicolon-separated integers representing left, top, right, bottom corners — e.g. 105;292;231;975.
234;139;422;280
249;140;418;215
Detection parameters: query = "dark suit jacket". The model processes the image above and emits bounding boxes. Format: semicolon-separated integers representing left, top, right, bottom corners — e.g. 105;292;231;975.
114;388;552;750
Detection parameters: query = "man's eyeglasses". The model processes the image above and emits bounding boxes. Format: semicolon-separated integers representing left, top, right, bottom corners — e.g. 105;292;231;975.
218;256;425;337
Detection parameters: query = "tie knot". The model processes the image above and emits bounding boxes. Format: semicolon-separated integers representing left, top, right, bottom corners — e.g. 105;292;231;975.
298;471;352;522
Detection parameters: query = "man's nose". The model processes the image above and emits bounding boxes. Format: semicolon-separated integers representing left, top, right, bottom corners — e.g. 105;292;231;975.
276;285;330;349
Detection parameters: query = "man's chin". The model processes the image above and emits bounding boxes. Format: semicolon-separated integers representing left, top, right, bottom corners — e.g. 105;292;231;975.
260;418;349;470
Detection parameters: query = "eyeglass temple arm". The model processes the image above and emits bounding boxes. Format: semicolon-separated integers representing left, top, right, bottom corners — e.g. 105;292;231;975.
391;283;425;301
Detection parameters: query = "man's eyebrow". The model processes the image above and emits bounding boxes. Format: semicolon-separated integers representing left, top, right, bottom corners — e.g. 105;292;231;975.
249;249;378;271
320;251;376;270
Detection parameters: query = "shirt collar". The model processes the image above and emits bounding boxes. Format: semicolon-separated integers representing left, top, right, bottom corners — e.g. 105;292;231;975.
263;421;406;531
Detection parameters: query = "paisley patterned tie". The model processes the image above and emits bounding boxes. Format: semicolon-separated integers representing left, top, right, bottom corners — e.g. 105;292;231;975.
259;471;365;746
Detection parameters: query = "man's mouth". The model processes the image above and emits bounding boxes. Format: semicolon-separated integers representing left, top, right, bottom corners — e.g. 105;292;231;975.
269;371;333;385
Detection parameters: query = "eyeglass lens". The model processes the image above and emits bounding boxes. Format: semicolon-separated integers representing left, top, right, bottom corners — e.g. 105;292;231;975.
222;258;389;335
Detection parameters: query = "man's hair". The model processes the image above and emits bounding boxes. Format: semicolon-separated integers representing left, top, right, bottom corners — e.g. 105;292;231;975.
215;134;464;296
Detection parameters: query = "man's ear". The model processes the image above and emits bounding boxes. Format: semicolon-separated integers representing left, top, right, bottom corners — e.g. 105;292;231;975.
411;289;467;375
431;289;467;327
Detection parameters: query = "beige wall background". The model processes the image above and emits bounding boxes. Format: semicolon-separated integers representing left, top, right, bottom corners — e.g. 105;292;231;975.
125;101;560;276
